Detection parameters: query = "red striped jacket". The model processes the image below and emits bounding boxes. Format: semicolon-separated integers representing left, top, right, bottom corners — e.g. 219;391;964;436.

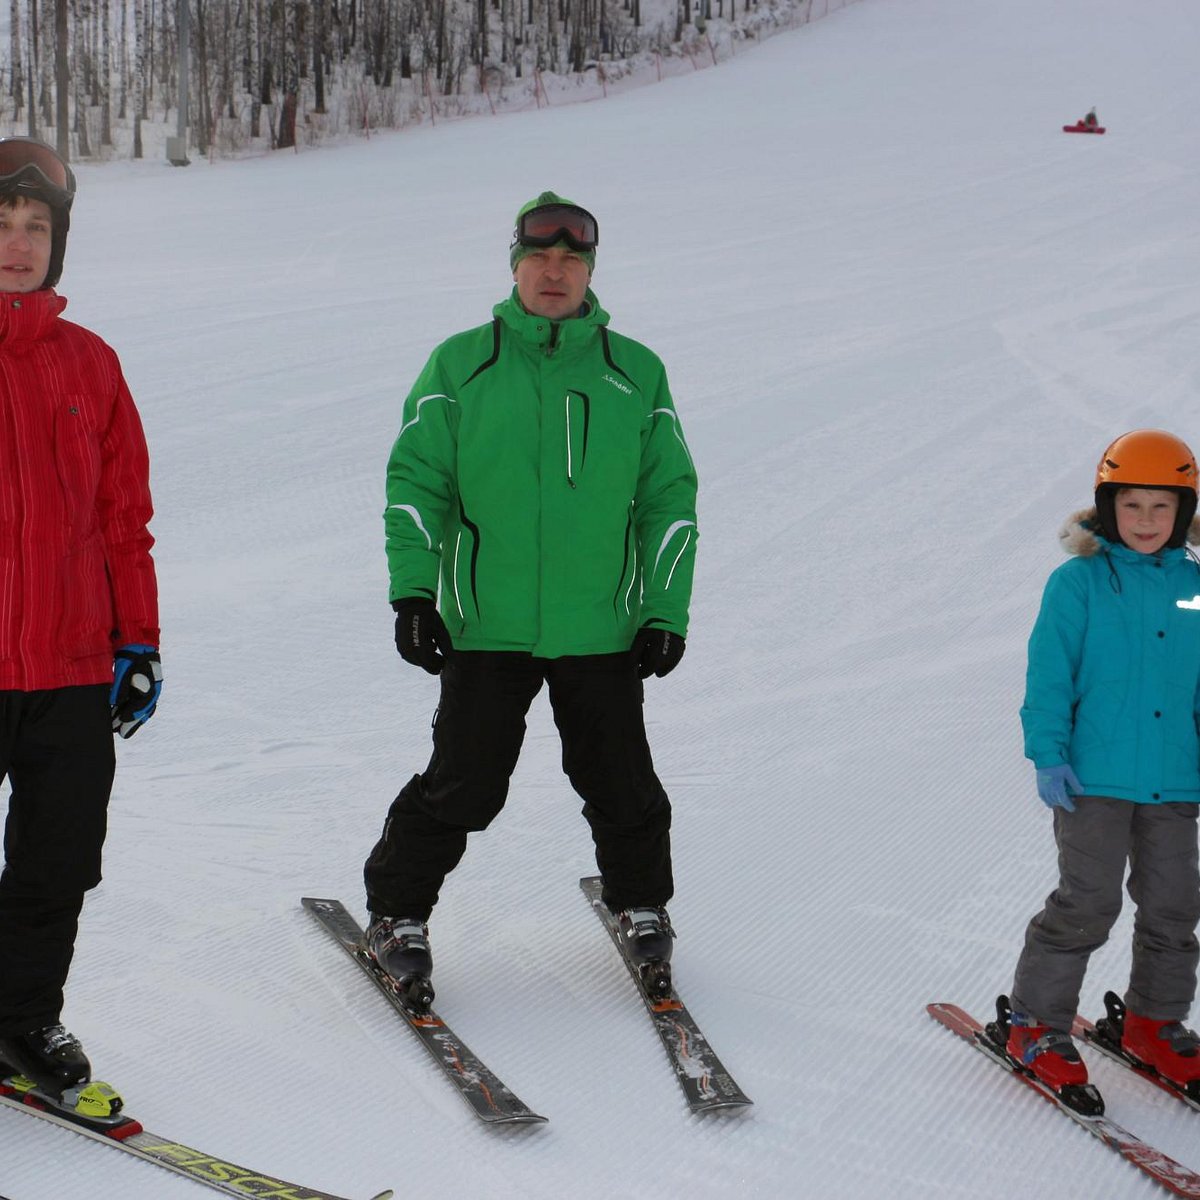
0;288;158;690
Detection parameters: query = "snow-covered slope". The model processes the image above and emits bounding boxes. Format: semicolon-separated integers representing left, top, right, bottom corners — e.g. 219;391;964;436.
4;1;1200;1197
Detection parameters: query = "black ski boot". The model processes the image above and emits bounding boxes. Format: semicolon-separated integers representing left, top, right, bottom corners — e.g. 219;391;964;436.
366;915;435;1012
615;906;675;999
0;1024;91;1095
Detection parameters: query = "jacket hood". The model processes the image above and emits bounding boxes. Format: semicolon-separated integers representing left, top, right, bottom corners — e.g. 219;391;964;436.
1059;506;1200;558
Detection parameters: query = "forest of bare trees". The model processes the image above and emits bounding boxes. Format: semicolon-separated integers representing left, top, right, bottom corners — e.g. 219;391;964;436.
0;0;779;159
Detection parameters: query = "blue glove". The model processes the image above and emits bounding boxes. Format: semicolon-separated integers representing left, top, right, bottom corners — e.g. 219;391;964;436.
1036;764;1082;812
110;644;162;739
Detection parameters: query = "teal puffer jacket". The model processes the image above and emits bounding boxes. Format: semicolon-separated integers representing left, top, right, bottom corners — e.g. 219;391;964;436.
384;289;698;658
1021;509;1200;804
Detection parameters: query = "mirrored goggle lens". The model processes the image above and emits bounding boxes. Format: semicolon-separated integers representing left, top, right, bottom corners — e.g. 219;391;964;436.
517;204;598;251
0;139;75;205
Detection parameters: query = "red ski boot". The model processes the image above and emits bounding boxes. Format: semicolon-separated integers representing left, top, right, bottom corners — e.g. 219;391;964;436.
1007;1019;1090;1089
1122;1012;1200;1088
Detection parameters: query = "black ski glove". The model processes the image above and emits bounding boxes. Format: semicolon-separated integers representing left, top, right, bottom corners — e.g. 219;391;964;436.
630;626;685;679
393;598;452;675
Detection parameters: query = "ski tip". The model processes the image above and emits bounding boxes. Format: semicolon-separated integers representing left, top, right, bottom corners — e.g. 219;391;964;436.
496;1112;550;1125
690;1096;754;1114
369;1191;395;1200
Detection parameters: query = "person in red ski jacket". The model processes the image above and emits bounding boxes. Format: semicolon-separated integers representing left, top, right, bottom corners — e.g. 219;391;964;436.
0;138;161;1100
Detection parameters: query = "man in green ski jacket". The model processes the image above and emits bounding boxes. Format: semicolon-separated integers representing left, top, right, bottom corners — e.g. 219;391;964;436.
363;192;698;1006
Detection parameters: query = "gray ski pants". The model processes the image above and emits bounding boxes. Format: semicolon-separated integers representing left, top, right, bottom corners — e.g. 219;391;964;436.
1011;795;1200;1031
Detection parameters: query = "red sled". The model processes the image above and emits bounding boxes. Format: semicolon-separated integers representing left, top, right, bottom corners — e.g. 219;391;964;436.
1063;122;1106;134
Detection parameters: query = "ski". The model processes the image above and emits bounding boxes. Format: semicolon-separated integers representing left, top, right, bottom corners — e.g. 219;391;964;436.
301;897;547;1126
0;1075;391;1200
1063;124;1107;134
579;876;752;1113
1073;991;1200;1112
928;1001;1200;1199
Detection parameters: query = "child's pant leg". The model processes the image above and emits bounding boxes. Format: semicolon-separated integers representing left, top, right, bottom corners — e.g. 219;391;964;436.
1011;796;1133;1030
1126;801;1200;1020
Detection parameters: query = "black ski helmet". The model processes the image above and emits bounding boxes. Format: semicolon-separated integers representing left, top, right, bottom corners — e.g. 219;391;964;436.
1094;429;1199;549
0;137;75;289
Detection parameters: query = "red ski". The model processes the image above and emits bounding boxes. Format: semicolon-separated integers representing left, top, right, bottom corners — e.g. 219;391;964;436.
1064;123;1106;134
928;1001;1200;1198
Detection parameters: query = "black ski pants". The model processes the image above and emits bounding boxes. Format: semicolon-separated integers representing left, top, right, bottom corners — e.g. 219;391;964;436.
0;686;114;1036
365;650;673;920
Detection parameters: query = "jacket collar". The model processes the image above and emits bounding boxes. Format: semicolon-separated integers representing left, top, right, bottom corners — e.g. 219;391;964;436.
0;287;66;348
494;287;609;350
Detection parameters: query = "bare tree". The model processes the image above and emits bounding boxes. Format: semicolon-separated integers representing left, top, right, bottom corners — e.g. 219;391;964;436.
100;0;112;144
54;0;68;157
10;0;24;117
277;0;299;147
312;0;326;112
72;0;90;156
132;0;144;153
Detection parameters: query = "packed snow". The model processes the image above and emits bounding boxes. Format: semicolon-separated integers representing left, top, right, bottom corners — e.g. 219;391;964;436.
4;0;1200;1197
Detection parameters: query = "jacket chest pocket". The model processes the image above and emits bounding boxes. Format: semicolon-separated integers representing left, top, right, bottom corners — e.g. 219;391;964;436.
54;398;102;539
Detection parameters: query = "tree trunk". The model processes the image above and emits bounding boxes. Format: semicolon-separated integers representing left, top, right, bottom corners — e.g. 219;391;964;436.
73;0;91;158
101;0;112;144
118;0;127;119
10;0;23;113
132;0;143;154
312;0;325;112
27;0;40;137
277;0;298;148
55;0;69;159
194;0;212;154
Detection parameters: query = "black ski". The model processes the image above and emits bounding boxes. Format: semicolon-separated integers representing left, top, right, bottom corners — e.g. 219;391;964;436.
1074;991;1200;1112
301;897;547;1126
0;1075;391;1200
579;876;752;1113
929;1001;1200;1198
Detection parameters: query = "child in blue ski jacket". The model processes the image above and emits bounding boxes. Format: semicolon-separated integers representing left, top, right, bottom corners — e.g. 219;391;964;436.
1005;429;1200;1100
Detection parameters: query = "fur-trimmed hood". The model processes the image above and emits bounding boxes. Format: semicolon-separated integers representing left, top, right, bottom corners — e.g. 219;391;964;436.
1058;506;1200;557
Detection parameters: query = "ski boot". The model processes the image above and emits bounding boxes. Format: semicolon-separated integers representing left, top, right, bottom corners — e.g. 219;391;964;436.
366;915;435;1013
1100;991;1200;1098
988;996;1103;1115
615;906;675;999
0;1024;91;1096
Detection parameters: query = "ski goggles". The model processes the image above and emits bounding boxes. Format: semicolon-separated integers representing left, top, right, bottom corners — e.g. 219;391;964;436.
0;137;76;210
511;203;599;253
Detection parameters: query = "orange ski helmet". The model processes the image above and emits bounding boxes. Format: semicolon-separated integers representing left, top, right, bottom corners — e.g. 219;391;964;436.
1094;429;1199;548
